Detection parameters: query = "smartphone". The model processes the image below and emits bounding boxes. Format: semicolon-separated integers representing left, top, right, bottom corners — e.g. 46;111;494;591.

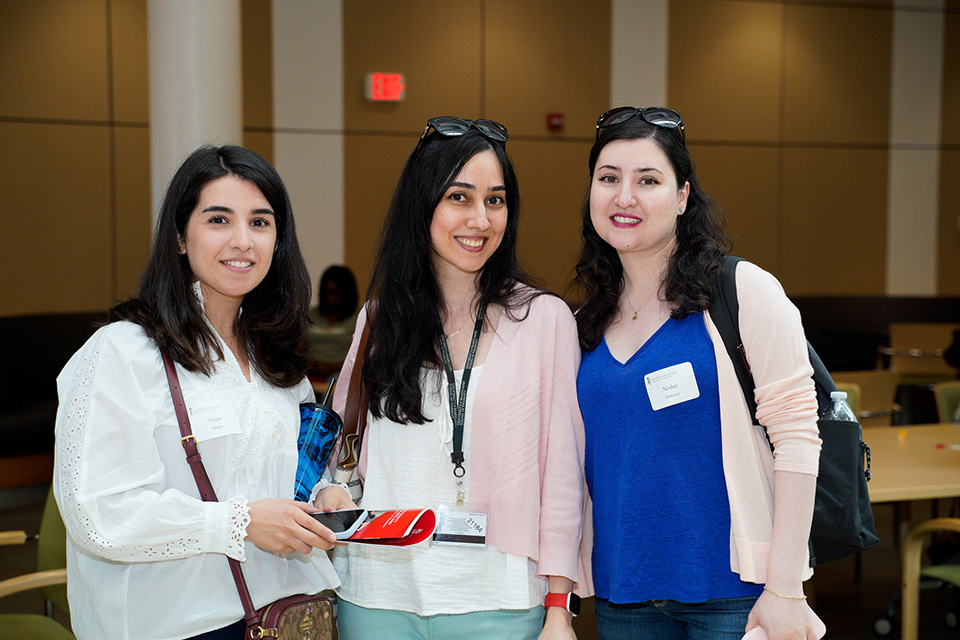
311;508;368;539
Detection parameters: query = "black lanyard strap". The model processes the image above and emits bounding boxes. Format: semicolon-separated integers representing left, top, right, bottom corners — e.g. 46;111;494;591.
437;303;486;478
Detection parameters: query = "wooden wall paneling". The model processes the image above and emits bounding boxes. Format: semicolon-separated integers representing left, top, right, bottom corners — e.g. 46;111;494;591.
0;123;113;315
938;150;960;295
780;147;887;295
689;144;781;273
507;139;594;298
343;134;419;297
941;12;960;146
243;130;276;168
110;0;149;123
0;0;110;121
241;0;273;162
782;4;892;145
342;0;482;134
669;0;781;143
113;126;152;302
484;0;609;139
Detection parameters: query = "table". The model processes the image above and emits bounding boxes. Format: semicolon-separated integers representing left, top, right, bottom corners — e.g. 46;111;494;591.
859;423;960;640
862;423;960;503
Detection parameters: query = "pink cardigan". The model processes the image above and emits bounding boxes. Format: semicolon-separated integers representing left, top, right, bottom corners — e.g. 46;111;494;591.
331;291;586;583
577;261;821;596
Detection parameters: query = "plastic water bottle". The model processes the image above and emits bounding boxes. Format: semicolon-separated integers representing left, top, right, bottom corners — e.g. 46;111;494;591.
822;391;857;422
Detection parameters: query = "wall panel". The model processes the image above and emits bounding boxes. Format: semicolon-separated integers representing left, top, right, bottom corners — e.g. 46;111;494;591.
669;0;781;143
113;126;152;300
688;144;781;273
0;1;110;121
782;4;891;145
111;0;149;123
939;149;960;295
508;139;594;296
780;147;887;295
485;0;609;139
0;122;113;315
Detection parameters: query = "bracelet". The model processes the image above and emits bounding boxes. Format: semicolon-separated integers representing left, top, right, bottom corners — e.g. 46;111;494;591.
763;586;807;600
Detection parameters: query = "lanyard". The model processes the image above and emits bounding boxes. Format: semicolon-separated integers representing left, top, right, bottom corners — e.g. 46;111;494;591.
436;303;486;481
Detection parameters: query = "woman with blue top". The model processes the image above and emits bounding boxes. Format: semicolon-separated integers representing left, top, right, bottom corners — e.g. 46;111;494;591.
573;107;824;640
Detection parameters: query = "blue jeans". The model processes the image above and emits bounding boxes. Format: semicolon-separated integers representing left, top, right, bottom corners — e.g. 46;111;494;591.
594;595;759;640
337;599;545;640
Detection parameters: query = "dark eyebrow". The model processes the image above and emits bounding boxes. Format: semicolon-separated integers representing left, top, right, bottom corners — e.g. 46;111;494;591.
201;205;275;215
633;166;664;175
446;182;506;192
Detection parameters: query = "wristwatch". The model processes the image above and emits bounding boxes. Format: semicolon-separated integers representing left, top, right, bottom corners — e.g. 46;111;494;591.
544;592;581;617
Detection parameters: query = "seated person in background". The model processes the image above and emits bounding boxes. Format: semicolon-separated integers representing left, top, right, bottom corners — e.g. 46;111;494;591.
308;265;360;379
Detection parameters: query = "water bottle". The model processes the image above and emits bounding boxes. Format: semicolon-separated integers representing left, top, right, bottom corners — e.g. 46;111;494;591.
822;391;857;422
953;402;960;428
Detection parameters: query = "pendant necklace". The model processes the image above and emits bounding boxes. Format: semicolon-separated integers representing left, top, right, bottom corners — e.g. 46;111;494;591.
445;329;461;339
625;286;659;321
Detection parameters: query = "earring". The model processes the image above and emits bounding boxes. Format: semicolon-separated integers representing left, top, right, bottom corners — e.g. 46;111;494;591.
678;206;683;213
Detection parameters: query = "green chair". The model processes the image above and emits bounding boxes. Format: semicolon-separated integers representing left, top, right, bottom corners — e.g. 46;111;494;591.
0;486;73;639
933;380;960;423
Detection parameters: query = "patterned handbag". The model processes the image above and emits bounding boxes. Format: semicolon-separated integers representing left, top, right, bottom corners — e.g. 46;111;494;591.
161;352;336;640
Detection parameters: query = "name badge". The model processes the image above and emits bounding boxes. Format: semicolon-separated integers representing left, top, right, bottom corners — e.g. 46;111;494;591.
432;510;487;547
645;362;700;411
188;402;242;442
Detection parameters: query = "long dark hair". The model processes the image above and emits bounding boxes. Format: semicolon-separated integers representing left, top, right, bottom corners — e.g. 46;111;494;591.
363;127;539;424
111;144;312;387
574;114;732;352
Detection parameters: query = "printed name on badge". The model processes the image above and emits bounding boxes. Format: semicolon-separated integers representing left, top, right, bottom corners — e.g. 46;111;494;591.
188;402;242;441
644;361;700;411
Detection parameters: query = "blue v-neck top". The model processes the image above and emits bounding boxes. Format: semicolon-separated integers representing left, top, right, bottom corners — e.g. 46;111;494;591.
577;312;763;603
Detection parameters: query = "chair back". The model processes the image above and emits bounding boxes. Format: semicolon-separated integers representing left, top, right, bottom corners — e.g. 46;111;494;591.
886;323;960;380
37;486;68;615
932;380;960;423
831;370;900;427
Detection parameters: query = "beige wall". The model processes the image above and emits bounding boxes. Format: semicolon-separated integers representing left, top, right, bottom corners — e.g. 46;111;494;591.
1;0;958;318
0;0;150;315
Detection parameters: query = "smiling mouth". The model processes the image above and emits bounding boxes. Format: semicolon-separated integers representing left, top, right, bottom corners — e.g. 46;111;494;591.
222;260;253;268
455;237;487;250
611;215;641;225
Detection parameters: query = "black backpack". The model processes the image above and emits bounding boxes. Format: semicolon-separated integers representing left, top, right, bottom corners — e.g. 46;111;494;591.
709;256;879;566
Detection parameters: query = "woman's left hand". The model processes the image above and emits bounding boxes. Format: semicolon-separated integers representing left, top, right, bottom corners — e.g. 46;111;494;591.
538;607;578;640
746;590;815;640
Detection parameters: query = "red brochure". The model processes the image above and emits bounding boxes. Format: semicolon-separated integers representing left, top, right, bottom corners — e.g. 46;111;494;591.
344;508;436;546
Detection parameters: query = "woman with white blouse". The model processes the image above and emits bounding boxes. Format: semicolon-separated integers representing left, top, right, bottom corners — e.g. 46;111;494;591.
53;145;352;639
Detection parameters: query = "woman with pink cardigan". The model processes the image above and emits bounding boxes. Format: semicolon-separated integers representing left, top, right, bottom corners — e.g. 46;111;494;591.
314;117;586;640
574;107;824;640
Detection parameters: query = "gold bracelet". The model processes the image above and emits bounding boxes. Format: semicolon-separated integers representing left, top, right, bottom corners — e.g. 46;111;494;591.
763;586;807;600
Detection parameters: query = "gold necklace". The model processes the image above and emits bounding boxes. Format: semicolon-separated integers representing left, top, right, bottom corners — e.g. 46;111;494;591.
445;329;461;339
625;287;659;321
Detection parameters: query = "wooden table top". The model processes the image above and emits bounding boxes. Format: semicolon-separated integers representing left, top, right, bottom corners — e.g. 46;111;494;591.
862;423;960;503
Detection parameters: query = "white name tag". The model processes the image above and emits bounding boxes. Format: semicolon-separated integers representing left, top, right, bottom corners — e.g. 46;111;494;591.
188;402;242;442
645;362;700;411
432;511;487;547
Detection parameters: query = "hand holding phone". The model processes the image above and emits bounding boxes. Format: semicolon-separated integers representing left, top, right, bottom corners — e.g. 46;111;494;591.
310;508;368;540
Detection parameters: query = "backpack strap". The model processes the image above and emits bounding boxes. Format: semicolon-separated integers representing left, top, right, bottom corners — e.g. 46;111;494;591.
709;256;760;425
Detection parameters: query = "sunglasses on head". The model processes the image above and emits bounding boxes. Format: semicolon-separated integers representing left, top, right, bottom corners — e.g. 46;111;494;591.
416;117;509;152
595;106;685;143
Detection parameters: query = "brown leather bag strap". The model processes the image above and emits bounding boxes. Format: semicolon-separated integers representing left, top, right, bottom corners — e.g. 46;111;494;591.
160;352;263;636
341;320;370;441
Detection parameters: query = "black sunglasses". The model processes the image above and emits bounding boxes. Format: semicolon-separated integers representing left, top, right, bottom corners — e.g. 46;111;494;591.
416;117;509;151
595;106;685;143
